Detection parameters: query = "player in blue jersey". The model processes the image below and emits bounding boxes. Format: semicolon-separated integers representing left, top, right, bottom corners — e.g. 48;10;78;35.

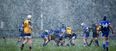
81;23;90;46
60;24;66;34
41;30;50;46
54;28;66;46
99;16;114;51
17;23;24;45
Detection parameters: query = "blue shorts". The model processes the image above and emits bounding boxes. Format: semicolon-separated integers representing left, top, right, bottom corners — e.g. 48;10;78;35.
83;32;89;38
19;33;24;38
41;35;48;39
102;31;109;37
19;34;24;38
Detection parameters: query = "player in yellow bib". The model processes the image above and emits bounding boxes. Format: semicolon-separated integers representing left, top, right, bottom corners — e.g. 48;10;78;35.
20;15;32;51
65;26;76;46
66;26;73;38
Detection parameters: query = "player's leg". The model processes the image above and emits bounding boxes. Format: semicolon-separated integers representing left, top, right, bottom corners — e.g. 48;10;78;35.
55;38;60;46
83;34;86;46
94;34;99;47
60;39;65;46
59;36;65;46
3;37;6;44
88;38;94;46
70;39;75;46
17;34;21;44
20;36;27;51
88;32;95;46
70;34;77;46
43;37;49;46
102;32;109;51
94;37;99;47
67;34;73;46
17;37;23;47
17;34;24;45
27;37;32;51
102;36;106;51
105;36;109;51
83;33;89;46
64;34;69;46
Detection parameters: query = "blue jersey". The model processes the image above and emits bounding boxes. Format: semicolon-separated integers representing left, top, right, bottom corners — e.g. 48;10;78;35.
60;25;66;33
19;23;24;37
60;28;66;33
99;20;110;31
48;29;54;35
99;20;111;37
82;25;89;33
19;24;23;32
41;32;49;38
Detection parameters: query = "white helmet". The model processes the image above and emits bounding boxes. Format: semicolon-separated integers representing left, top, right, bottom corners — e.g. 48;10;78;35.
27;15;32;19
81;23;85;26
45;30;49;32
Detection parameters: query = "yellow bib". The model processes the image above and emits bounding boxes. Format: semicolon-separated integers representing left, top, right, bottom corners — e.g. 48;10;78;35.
23;19;32;34
66;27;72;34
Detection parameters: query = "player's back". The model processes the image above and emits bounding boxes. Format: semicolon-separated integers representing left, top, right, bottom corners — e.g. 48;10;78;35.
100;20;110;31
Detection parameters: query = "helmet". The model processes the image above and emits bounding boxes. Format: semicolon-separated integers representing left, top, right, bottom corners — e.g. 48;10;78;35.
103;16;107;21
45;30;49;32
27;15;32;19
67;26;71;29
81;23;85;26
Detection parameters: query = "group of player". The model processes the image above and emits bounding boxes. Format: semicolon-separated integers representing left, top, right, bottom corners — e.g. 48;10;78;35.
80;16;114;51
17;15;114;51
40;25;77;46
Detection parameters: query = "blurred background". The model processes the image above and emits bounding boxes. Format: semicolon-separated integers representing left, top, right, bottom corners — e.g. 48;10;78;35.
0;0;116;38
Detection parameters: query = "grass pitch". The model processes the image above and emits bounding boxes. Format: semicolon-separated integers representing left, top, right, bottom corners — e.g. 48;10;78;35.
0;38;116;51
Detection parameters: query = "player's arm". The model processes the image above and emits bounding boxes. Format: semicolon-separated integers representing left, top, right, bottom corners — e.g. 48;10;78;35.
96;25;101;34
109;24;114;34
29;21;32;30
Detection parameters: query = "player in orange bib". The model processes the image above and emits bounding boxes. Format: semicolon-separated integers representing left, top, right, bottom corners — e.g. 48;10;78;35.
20;15;32;51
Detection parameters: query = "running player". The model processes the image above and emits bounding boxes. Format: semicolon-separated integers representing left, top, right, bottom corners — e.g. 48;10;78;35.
99;16;114;51
81;23;90;46
17;23;24;45
88;23;100;47
20;15;32;51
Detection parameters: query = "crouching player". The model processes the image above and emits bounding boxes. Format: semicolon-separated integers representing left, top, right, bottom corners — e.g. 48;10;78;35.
81;23;90;46
99;16;114;51
55;31;65;46
88;23;100;47
41;30;50;46
20;15;32;51
55;24;66;46
65;26;77;46
70;33;77;46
